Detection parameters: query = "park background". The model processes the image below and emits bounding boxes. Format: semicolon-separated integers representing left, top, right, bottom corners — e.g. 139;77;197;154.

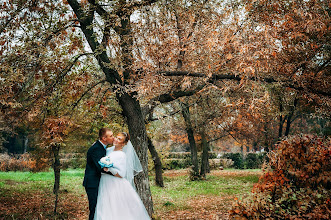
0;0;330;219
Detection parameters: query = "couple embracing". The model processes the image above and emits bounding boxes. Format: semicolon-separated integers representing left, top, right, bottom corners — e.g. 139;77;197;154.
83;128;150;220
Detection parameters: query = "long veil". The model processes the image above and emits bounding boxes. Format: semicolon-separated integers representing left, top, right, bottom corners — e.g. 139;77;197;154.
122;140;143;189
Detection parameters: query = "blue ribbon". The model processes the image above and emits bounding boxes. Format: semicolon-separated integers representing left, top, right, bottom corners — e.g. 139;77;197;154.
98;161;114;168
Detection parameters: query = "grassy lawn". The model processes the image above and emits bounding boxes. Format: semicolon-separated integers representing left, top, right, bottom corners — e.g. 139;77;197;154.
150;169;261;219
0;169;87;219
0;169;261;219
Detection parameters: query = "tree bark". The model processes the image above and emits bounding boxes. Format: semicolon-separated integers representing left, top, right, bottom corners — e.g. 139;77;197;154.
67;0;154;215
200;130;209;178
278;102;284;138
117;92;154;215
284;98;298;136
147;137;164;187
23;135;28;153
116;10;154;216
253;141;258;151
180;101;200;180
278;115;283;138
51;143;61;214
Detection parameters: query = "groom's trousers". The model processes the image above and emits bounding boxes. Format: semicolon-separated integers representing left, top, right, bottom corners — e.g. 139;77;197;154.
85;187;99;220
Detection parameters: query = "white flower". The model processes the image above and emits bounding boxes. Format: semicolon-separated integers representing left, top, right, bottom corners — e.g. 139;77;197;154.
100;156;112;165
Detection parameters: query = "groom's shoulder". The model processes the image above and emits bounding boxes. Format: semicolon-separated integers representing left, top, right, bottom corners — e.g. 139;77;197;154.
88;141;101;151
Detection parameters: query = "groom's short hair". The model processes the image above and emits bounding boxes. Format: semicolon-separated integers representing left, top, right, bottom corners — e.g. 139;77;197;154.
99;128;112;139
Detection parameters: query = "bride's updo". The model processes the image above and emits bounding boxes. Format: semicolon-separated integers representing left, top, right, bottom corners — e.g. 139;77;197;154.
120;132;130;144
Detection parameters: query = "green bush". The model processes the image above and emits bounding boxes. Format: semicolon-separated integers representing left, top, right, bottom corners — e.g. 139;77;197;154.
166;152;217;159
61;158;86;169
208;152;217;159
156;152;264;170
163;158;191;170
244;153;266;169
60;153;86;170
166;152;191;159
223;153;244;169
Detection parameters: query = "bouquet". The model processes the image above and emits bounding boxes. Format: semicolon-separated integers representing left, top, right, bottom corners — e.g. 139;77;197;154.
98;156;114;168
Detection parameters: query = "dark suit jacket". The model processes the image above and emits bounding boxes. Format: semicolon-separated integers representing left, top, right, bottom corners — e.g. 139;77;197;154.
83;141;106;188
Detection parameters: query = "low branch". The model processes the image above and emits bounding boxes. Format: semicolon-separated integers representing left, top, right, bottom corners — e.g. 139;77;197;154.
23;53;94;111
158;71;331;97
44;21;81;45
315;57;331;75
207;134;228;144
115;0;158;17
70;79;107;112
147;97;203;122
0;0;27;34
142;84;206;117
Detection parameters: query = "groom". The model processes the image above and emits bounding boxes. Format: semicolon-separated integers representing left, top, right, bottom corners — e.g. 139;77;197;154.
83;128;114;220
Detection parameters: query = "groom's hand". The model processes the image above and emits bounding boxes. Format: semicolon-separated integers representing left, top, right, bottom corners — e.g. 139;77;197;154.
103;167;108;172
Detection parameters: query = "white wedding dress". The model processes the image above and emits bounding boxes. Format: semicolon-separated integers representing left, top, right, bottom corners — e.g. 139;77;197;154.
94;148;150;220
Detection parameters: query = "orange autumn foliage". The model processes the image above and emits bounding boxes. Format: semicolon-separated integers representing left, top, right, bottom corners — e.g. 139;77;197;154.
230;135;331;219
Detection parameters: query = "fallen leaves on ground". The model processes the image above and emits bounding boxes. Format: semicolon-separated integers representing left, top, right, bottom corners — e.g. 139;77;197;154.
0;169;261;219
156;195;233;219
0;187;88;219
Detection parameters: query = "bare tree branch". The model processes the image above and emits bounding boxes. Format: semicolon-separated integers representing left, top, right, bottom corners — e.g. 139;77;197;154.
158;71;331;97
70;79;107;112
67;0;122;85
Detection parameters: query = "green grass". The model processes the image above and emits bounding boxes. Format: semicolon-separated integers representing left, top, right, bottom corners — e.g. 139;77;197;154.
0;169;259;196
0;169;261;218
149;170;261;212
0;169;86;197
0;169;88;219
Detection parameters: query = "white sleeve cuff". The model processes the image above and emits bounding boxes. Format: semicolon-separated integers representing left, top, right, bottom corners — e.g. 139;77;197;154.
108;167;118;175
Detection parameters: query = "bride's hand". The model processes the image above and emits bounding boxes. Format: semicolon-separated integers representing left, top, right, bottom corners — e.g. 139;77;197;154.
114;173;122;178
103;167;108;172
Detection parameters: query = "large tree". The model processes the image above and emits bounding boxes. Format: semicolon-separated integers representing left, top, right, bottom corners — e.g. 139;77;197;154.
1;0;330;215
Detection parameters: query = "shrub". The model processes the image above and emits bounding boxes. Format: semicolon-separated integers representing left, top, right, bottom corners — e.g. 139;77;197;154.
166;152;191;159
61;158;86;169
208;152;217;159
230;135;331;219
166;152;217;159
219;158;234;168
208;158;234;169
163;158;191;170
60;153;86;169
223;153;244;169
0;153;39;171
245;153;266;169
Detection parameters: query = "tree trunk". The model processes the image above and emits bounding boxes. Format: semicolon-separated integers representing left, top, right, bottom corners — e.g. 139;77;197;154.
117;11;155;216
200;130;209;178
180;101;200;180
253;142;258;152
51;143;61;214
284;98;298;136
117;92;154;216
147;137;164;187
66;0;154;215
23;135;28;153
278;103;284;138
284;116;292;137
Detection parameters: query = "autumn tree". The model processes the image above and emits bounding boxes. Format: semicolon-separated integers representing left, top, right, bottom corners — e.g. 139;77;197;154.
2;0;330;216
1;0;125;214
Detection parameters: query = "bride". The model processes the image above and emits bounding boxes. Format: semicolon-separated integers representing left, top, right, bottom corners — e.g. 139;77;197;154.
94;132;150;220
